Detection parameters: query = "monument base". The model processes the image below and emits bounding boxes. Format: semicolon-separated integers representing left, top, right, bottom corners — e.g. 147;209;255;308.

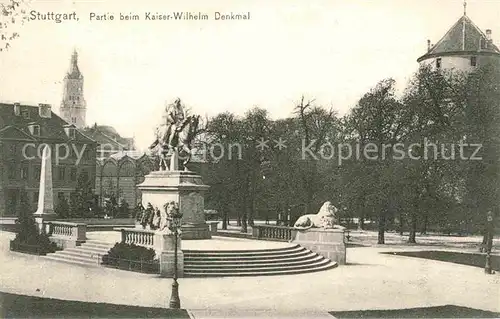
291;228;346;265
138;170;211;240
181;223;211;240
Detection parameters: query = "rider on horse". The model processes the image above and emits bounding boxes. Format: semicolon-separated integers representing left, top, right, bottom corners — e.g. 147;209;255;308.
150;98;199;171
164;98;187;148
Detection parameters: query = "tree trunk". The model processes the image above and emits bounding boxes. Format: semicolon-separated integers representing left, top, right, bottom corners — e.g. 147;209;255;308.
408;213;417;243
222;204;228;230
399;212;404;235
420;214;428;235
358;217;365;230
377;211;386;244
241;213;248;233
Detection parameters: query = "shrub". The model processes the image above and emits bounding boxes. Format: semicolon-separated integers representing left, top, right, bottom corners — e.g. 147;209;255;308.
55;196;70;219
10;215;60;255
102;242;159;273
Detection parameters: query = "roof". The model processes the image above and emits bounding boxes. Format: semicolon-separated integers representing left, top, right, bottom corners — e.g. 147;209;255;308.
0;103;95;143
109;150;148;161
82;124;136;150
96;151;156;165
418;15;500;62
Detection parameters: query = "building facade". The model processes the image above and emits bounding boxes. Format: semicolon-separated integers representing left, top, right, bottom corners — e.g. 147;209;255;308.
0;102;97;216
83;124;136;159
95;150;208;208
417;8;500;71
59;50;87;129
95;151;155;207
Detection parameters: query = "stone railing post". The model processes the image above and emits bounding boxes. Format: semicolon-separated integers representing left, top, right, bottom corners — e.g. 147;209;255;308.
206;221;218;235
291;228;346;265
120;228;126;243
155;231;183;278
75;223;87;242
252;225;261;239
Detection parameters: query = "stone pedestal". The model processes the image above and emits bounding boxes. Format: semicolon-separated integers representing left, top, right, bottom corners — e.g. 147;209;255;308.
153;230;178;252
117;227;184;277
291;228;346;265
160;250;184;278
137;170;211;240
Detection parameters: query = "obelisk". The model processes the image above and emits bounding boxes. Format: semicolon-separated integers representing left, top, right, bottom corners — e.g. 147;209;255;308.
33;145;56;233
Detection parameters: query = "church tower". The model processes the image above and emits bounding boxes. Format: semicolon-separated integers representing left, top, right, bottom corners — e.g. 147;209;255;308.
60;50;86;129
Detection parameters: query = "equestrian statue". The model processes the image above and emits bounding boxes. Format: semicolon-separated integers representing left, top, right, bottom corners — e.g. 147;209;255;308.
149;98;200;171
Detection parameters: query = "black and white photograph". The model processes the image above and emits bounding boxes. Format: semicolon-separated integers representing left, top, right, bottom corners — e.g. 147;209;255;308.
0;0;499;318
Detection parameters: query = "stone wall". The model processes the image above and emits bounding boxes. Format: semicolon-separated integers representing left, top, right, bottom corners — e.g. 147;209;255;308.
291;228;346;265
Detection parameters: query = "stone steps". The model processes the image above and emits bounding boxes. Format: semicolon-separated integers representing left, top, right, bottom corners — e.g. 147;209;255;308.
184;249;312;262
185;261;336;277
185;251;319;265
44;239;115;267
183;244;300;255
184;245;336;277
43;239;338;278
185;254;326;269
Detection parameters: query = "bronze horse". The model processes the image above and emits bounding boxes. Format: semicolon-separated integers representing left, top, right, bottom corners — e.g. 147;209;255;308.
150;115;200;170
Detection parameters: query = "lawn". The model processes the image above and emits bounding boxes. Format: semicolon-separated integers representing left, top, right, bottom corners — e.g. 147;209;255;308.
383;250;500;271
0;292;190;318
330;305;500;318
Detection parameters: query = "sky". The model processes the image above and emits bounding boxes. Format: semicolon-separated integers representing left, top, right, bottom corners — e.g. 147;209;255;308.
0;0;499;150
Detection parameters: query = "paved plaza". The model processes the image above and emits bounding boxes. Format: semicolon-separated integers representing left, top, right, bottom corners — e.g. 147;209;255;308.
1;231;499;318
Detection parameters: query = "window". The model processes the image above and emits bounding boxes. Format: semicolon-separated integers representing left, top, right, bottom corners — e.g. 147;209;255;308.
70;167;77;181
33;192;39;203
9;144;16;155
21;110;30;119
7;163;16;179
30;125;40;136
436;58;442;69
21;165;29;180
470;56;477;67
58;167;66;180
65;127;76;138
72;117;76;124
81;170;89;181
34;165;41;181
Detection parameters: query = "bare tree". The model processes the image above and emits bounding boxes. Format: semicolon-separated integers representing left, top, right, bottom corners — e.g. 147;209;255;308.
0;0;30;51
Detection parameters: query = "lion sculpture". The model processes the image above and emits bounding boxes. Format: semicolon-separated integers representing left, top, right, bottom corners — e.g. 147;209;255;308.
293;201;345;230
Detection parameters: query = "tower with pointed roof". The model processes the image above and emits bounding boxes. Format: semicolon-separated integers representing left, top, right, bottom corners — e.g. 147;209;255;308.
417;1;500;71
60;50;87;129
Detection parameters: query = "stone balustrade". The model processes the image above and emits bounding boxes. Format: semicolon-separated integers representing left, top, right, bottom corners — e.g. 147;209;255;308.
251;225;346;264
48;221;87;249
115;227;183;277
252;225;293;242
119;228;155;248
